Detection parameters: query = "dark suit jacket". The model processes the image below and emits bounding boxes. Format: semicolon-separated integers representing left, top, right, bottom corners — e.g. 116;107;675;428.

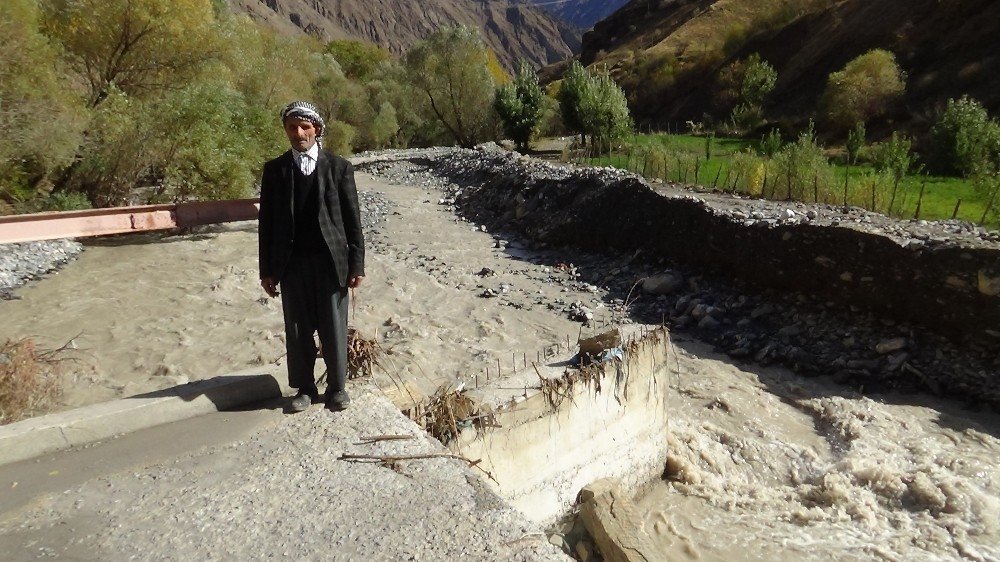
258;149;365;286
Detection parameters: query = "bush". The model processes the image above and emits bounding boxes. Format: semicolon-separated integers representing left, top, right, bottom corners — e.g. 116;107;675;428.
0;339;62;424
154;80;277;202
771;122;836;201
728;150;768;196
928;96;1000;177
820;49;906;132
868;132;917;214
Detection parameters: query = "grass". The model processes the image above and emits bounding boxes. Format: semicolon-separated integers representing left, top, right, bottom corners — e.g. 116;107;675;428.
0;339;63;424
576;133;993;226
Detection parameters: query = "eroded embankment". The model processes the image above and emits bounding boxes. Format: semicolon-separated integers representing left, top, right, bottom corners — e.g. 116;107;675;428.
373;148;998;408
452;327;671;525
439;151;999;341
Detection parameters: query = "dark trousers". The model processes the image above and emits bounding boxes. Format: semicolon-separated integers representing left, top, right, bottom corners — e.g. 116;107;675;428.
280;252;349;393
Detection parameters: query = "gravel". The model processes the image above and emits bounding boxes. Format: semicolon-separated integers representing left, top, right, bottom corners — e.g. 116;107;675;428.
0;239;84;299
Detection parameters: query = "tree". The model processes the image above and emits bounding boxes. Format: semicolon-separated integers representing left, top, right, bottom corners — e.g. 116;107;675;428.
578;69;633;153
557;61;590;144
820;49;906;132
404;26;497;148
325;40;390;80
843;122;865;206
369;102;400;148
42;0;219;107
493;61;545;152
0;0;85;204
741;54;778;108
929;96;1000;177
718;53;777;132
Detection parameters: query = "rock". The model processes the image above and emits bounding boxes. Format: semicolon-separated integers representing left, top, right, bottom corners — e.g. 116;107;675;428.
575;540;597;562
641;271;684;295
698;316;720;330
777;325;801;338
875;337;907;354
578;478;665;562
547;533;569;553
750;303;774;319
690;303;709;320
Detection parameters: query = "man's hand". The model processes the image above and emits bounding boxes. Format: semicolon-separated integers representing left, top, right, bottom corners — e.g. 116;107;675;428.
348;275;364;289
261;277;279;297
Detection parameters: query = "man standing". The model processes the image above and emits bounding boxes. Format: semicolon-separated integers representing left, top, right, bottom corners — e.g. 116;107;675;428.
258;101;365;412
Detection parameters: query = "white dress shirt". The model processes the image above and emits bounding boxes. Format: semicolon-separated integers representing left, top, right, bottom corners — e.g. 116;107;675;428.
292;142;319;176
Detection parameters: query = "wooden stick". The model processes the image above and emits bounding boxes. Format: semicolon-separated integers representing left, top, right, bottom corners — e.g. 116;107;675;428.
355;435;415;444
340;453;499;484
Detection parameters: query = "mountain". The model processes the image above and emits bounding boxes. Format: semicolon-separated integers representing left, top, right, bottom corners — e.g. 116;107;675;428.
555;0;1000;128
526;0;630;30
226;0;582;70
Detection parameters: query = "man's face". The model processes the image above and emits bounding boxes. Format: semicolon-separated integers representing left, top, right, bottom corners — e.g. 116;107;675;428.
284;118;318;152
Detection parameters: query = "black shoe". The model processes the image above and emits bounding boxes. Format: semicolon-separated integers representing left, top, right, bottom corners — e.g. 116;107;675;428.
326;389;351;411
290;389;319;413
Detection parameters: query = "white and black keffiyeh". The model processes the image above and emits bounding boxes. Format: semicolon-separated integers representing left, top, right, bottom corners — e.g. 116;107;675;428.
280;101;325;141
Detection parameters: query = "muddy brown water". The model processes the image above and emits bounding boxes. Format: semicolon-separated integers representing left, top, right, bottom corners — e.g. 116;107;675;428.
637;338;1000;562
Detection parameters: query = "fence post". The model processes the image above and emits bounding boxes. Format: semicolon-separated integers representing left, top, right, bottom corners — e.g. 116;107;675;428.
952;199;962;220
694;157;700;186
914;178;926;219
843;164;850;208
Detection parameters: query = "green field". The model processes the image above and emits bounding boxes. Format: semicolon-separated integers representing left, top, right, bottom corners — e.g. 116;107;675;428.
575;133;991;226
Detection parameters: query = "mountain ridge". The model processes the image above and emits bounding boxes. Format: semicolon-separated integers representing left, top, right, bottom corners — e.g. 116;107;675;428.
226;0;582;70
559;0;1000;127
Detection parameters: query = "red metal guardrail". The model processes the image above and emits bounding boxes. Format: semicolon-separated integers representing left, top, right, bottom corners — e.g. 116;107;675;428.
0;199;261;244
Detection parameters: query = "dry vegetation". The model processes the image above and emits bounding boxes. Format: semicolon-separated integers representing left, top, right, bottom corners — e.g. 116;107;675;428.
0;338;64;424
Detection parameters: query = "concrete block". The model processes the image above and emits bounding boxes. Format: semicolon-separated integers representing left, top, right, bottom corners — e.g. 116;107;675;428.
0;369;285;466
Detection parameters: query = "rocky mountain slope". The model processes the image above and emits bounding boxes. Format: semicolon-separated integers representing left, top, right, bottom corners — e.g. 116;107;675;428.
226;0;581;69
526;0;629;30
558;0;1000;126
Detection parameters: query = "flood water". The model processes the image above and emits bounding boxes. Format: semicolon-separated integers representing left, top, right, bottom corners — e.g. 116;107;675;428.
635;339;1000;562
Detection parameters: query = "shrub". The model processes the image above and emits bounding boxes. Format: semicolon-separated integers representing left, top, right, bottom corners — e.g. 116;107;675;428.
869;132;916;214
820;49;906;132
323;120;356;157
845;122;866;165
772;122;836;201
728;150;768;196
0;339;63;424
928;96;1000;177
